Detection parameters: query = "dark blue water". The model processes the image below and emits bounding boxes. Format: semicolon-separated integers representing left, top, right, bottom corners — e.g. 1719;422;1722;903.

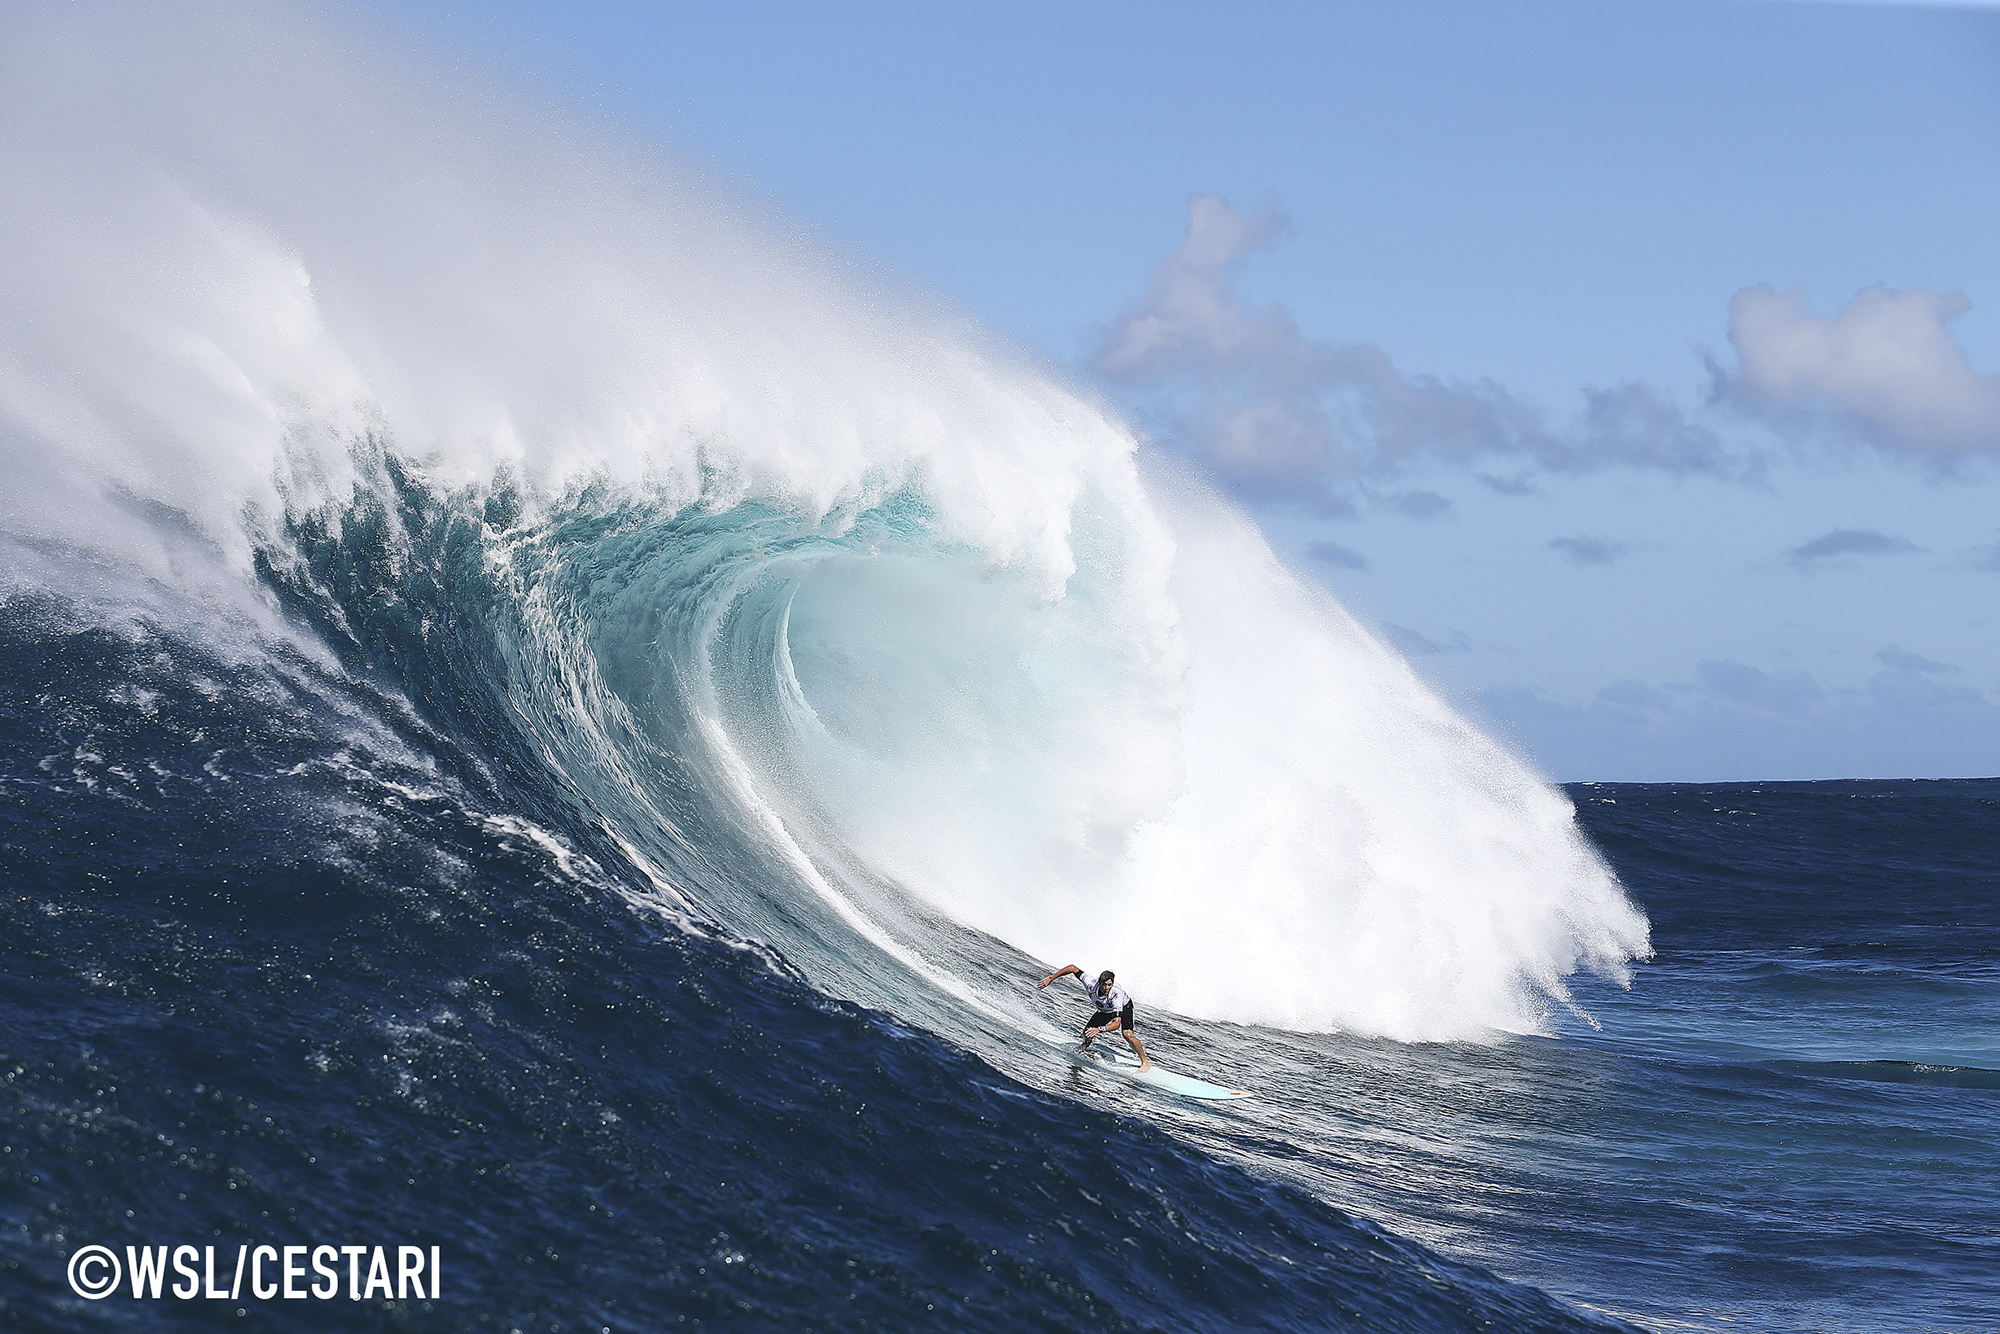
1553;781;2000;1330
2;503;1995;1331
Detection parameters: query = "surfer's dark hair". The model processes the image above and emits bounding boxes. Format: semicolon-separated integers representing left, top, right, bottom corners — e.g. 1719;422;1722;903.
1097;970;1115;986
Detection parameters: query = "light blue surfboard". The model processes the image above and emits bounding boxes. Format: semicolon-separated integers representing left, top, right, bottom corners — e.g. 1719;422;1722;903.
1068;1042;1252;1101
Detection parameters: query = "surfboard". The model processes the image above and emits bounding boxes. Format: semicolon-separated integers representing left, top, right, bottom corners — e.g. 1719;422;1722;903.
1069;1042;1252;1101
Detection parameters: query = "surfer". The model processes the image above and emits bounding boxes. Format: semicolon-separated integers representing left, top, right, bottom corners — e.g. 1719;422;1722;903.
1037;964;1150;1071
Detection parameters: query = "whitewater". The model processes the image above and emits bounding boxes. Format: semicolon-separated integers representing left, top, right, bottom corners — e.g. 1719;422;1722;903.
6;6;1994;1333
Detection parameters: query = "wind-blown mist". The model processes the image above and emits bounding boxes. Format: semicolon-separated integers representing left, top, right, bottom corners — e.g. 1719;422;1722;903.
0;1;1647;1041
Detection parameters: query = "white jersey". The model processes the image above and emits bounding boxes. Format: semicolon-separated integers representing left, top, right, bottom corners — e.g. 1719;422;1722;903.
1077;972;1130;1015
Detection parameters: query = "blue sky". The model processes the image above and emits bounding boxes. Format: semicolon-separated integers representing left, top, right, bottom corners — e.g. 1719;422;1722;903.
362;0;2000;780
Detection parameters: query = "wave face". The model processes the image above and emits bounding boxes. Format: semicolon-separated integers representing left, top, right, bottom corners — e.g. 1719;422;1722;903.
0;4;1653;1331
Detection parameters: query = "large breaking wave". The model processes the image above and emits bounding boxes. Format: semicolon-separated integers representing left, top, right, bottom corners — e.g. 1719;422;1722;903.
0;0;1646;1045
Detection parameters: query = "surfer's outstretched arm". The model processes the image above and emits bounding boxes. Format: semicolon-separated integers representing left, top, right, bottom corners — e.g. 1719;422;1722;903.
1036;964;1080;989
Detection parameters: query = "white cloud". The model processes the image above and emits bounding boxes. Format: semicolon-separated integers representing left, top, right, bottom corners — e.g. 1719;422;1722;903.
1305;538;1367;570
1876;645;1956;674
1722;284;2000;460
1549;535;1629;566
1094;195;1293;378
1093;194;1729;510
1377;489;1451;519
1784;527;1923;567
1098;201;2000;514
1690;659;1823;714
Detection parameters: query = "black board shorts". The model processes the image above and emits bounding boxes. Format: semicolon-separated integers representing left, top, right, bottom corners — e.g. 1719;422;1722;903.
1087;1001;1136;1031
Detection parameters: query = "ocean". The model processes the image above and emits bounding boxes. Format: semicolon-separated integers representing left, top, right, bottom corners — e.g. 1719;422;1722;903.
5;497;1995;1332
2;6;1996;1331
